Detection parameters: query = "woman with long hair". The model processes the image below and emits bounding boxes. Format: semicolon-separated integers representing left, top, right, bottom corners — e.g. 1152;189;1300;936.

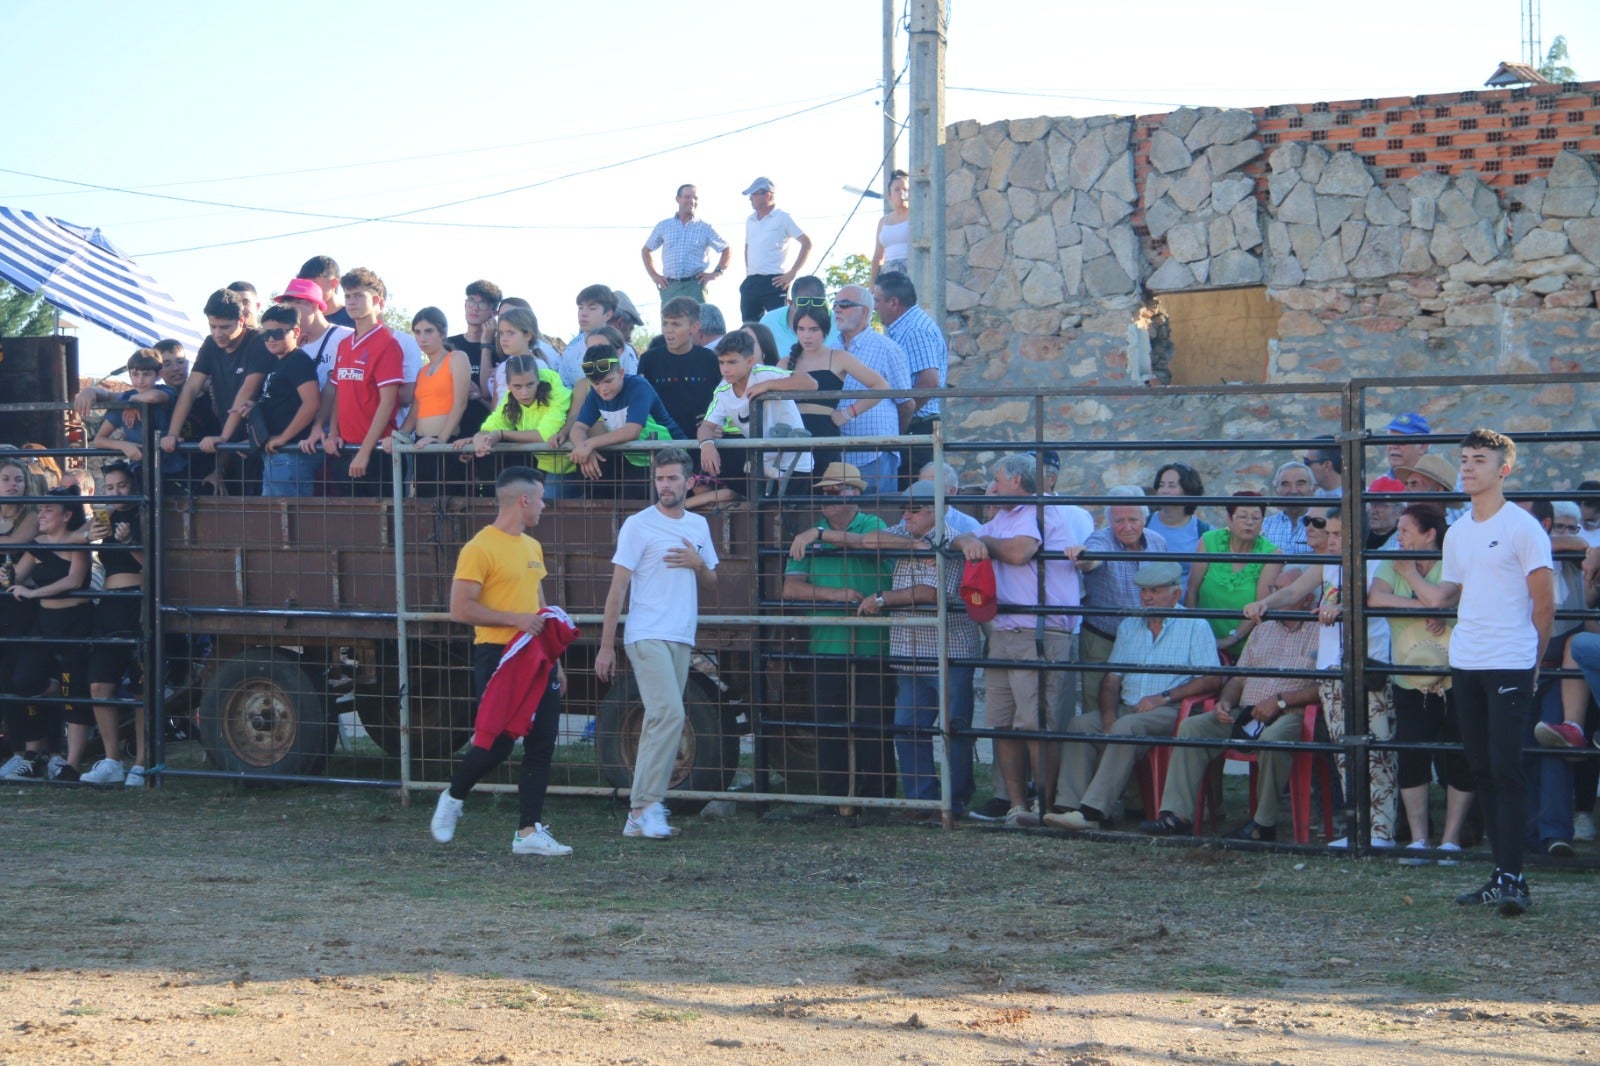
79;462;150;785
870;169;911;283
741;322;782;366
393;306;472;496
780;306;891;475
1371;503;1472;864
0;456;44;779
2;487;91;781
461;351;574;499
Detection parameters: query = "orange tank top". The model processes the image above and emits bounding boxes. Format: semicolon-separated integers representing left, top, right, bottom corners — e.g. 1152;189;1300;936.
413;356;457;420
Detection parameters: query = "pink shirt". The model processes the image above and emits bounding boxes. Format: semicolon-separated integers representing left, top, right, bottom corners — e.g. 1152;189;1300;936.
977;505;1077;632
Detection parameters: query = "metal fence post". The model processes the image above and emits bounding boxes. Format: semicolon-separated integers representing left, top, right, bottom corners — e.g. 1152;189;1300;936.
392;446;412;804
1343;381;1370;855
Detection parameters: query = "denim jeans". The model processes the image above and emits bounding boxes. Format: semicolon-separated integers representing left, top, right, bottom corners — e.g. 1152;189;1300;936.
895;674;940;801
1525;681;1574;847
896;666;977;807
851;454;901;496
262;450;320;496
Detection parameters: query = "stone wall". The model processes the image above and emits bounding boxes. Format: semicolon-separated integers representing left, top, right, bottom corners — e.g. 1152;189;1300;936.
940;83;1600;495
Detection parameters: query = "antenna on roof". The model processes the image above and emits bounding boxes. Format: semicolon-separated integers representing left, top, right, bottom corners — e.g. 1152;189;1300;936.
1521;0;1542;70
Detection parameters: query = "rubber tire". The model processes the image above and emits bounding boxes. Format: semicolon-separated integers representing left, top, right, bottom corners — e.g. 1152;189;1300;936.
759;665;821;795
198;650;330;777
595;674;731;802
361;637;476;771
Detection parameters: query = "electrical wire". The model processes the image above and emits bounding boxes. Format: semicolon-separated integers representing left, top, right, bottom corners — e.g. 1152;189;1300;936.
0;88;880;200
814;61;909;271
132;86;877;256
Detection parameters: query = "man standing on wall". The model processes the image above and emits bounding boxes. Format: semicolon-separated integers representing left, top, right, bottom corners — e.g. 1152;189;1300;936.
740;177;811;324
595;448;719;841
642;184;730;308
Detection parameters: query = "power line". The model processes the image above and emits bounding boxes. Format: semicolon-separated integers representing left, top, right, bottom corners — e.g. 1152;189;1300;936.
815;64;910;271
1;89;878;201
132;87;879;256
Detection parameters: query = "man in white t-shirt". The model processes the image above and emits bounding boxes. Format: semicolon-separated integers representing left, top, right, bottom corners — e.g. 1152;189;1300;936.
739;176;811;324
594;448;719;841
1437;429;1554;917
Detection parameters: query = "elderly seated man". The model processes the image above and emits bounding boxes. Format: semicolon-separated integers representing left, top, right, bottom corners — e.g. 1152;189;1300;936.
1044;562;1222;831
1069;486;1169;717
1141;568;1321;842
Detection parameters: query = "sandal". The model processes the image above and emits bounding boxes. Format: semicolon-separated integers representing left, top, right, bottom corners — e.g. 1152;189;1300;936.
1226;819;1277;842
1140;811;1193;836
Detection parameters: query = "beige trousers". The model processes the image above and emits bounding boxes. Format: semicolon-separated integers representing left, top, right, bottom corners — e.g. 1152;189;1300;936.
625;639;691;807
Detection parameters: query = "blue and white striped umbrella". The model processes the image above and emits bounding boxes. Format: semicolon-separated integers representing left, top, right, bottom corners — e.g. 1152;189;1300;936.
0;206;202;349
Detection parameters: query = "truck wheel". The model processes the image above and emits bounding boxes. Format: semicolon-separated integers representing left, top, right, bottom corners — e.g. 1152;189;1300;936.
198;650;329;777
362;638;475;773
596;675;730;801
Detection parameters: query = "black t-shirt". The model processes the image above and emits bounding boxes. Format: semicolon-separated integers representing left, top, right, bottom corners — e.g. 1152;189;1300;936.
100;505;143;578
637;344;720;438
447;334;491;437
258;350;320;442
193;328;273;420
327;306;355;329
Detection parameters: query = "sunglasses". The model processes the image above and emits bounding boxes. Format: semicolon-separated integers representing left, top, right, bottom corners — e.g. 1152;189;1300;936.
1553;523;1582;533
1305;516;1329;529
793;297;827;308
833;299;866;310
582;358;621;380
902;505;929;514
261;327;297;341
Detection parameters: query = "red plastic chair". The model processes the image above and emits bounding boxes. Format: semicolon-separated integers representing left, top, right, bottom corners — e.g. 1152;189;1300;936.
1134;695;1212;816
1186;702;1334;845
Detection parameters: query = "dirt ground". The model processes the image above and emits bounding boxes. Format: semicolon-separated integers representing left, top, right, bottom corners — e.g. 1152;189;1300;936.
2;779;1597;1065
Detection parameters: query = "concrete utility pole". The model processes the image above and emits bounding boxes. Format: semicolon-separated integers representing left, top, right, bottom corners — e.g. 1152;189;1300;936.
907;0;946;326
882;0;897;201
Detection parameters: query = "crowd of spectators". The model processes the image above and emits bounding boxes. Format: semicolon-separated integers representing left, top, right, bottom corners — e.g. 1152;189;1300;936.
4;182;1598;898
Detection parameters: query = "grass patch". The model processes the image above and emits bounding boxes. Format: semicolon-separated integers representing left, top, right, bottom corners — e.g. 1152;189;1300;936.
636;1006;701;1023
62;1005;102;1016
205;1006;242;1017
1377;969;1467;995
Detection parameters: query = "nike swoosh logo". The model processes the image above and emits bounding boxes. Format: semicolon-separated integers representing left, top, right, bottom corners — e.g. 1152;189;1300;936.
1498;686;1518;694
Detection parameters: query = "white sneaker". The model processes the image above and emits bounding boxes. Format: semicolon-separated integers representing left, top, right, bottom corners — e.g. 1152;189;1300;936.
1370;836;1395;849
1004;804;1040;829
430;791;465;843
1574;812;1596;843
624;802;675;840
124;766;148;788
1399;839;1432;866
80;758;126;785
1436;841;1462;866
47;755;77;782
511;823;572;857
0;754;27;779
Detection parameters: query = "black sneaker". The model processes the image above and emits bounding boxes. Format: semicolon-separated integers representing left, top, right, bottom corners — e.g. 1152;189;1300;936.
968;797;1013;822
1497;875;1530;917
1455;877;1502;907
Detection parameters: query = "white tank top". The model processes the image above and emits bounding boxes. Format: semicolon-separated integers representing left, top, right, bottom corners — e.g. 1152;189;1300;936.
879;216;910;261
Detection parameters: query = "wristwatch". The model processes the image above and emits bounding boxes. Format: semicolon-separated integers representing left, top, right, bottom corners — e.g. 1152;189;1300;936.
1275;697;1288;713
874;593;887;609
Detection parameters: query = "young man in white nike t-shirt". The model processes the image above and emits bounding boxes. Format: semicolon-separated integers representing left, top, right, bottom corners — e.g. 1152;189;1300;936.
1436;429;1554;916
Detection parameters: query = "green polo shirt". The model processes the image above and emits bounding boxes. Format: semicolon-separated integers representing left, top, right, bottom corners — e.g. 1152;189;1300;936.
785;511;892;656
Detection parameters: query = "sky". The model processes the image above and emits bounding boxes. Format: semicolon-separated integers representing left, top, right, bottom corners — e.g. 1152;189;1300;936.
0;0;1593;378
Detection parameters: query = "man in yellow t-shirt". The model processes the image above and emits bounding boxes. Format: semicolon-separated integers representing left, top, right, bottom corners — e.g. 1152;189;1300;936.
430;466;572;858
